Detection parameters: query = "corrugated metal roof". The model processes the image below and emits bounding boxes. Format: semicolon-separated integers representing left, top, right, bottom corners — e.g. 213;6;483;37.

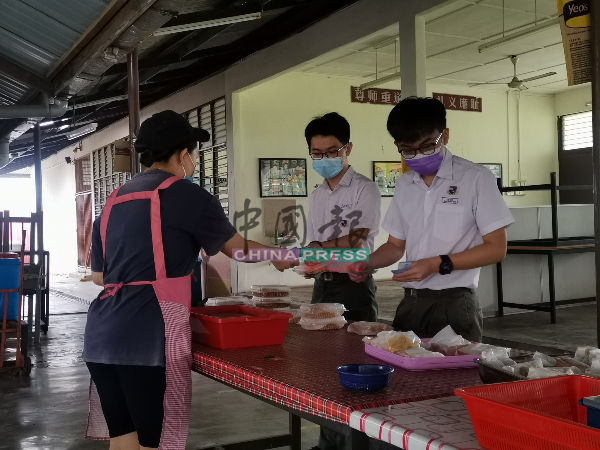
0;0;110;102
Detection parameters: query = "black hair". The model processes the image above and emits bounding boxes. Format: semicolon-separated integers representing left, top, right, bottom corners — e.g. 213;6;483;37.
387;97;446;144
135;139;198;167
304;112;350;147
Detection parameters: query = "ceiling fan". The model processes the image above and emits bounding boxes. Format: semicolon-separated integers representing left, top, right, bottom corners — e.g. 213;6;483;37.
470;55;557;90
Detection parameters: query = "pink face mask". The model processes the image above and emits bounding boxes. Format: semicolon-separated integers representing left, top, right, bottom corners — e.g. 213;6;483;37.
403;149;444;176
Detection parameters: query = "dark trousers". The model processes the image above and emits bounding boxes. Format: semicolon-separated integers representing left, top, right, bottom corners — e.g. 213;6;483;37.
392;288;483;342
311;272;378;322
313;272;378;450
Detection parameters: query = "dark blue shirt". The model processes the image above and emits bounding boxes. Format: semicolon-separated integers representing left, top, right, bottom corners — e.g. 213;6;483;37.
83;170;236;366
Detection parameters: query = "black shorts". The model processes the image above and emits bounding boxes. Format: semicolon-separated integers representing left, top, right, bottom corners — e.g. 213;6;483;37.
87;362;166;448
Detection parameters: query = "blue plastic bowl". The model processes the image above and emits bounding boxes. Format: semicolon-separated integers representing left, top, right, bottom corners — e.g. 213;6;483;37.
336;364;394;393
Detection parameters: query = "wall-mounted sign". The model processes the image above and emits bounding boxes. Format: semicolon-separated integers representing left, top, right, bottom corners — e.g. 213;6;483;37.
433;92;482;112
351;87;402;106
557;0;591;86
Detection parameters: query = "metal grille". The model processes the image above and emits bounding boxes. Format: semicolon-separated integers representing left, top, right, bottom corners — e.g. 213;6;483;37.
92;143;131;217
184;97;228;215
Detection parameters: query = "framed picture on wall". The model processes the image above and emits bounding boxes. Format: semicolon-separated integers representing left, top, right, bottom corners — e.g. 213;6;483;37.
259;158;307;197
480;163;502;179
373;161;403;197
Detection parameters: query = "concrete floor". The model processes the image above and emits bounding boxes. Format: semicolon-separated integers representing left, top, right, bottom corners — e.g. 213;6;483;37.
1;275;596;449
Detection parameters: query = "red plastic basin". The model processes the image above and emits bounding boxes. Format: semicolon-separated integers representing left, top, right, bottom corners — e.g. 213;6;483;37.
456;375;600;450
190;305;292;350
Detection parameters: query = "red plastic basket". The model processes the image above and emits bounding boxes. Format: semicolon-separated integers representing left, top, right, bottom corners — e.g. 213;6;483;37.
190;305;292;350
456;375;600;450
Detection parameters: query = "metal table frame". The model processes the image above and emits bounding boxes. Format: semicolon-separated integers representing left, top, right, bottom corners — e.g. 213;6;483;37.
497;244;596;324
192;370;371;450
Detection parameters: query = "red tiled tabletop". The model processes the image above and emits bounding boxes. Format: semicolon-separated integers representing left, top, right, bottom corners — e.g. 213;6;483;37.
192;325;482;424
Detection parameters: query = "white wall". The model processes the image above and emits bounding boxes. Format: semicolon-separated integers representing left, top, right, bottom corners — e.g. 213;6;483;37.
232;71;559;290
555;85;592;117
41;151;78;274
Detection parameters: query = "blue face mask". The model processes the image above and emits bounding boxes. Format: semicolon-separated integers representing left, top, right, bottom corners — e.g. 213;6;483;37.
312;157;343;179
184;176;195;182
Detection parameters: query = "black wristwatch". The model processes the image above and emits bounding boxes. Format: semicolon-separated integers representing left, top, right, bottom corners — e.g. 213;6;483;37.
439;255;454;275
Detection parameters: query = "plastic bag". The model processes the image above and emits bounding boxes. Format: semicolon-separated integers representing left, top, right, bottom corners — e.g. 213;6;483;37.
533;352;556;367
555;356;591;372
347;322;389;336
575;346;596;365
427;325;470;355
299;303;346;319
363;330;421;353
457;343;505;356
275;308;302;324
298;315;347;331
400;347;444;358
482;347;516;369
586;359;600;377
512;359;544;377
589;349;600;365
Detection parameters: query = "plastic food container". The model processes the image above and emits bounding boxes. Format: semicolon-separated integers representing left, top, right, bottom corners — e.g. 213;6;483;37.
275;308;302;323
190;305;292;349
365;338;479;370
250;285;291;298
204;296;247;306
337;364;394;392
456;376;600;450
249;297;292;309
299;303;346;318
298;315;347;331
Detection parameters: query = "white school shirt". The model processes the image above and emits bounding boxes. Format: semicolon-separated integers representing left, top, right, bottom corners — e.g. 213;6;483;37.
381;150;514;290
306;166;381;253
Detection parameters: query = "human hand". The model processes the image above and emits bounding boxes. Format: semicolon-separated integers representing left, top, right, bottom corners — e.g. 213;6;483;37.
271;260;299;272
392;257;440;282
347;261;372;283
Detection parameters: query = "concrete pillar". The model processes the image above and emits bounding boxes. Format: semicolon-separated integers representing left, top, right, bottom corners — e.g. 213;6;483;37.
399;13;427;98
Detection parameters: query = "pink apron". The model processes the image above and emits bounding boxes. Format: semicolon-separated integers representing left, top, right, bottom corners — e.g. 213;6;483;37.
85;176;192;450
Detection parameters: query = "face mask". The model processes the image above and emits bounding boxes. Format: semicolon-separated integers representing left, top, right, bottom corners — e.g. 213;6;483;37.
312;157;343;179
403;148;444;176
182;152;196;182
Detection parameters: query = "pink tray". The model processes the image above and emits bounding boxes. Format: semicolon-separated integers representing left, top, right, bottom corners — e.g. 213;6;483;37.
365;341;479;370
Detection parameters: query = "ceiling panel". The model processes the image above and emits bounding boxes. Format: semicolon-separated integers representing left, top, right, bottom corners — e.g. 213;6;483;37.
295;0;578;94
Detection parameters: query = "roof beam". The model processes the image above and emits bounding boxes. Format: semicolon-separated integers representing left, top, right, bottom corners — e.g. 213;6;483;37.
50;0;160;96
0;56;54;97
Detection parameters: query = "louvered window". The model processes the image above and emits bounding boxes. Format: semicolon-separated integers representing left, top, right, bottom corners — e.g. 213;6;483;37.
562;111;593;151
184;98;228;215
92;142;131;217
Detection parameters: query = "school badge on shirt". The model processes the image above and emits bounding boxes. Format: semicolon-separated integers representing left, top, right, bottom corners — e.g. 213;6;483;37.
447;186;459;196
340;219;349;228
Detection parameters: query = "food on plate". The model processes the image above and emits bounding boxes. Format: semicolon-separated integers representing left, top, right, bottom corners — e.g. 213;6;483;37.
347;322;389;336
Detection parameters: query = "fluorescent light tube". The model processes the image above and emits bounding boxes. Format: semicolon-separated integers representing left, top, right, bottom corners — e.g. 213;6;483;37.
67;123;97;140
359;72;400;90
39;120;54;127
153;12;262;36
478;18;559;53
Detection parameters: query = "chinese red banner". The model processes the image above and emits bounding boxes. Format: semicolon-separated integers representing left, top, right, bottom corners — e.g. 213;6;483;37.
433;92;482;112
351;86;402;106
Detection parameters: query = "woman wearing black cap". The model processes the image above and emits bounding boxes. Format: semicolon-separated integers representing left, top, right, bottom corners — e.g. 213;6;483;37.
83;110;296;450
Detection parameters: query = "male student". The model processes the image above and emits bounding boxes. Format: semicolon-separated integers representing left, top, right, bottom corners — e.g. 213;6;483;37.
301;112;381;450
302;112;381;322
349;97;513;341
